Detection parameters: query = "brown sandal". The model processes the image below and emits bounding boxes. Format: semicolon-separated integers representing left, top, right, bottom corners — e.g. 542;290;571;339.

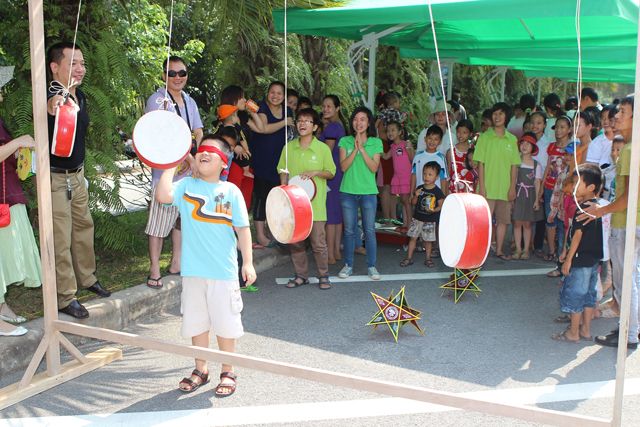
214;371;237;398
318;276;332;290
178;369;209;393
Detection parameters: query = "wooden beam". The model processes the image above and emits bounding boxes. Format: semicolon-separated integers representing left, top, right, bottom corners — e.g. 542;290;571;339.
0;347;122;411
27;0;61;376
55;321;609;427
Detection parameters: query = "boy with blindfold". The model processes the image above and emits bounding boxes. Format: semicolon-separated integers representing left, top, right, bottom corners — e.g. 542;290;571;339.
156;135;256;398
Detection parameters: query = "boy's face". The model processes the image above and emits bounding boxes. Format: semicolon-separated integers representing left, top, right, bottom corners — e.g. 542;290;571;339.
434;111;447;127
423;167;438;185
386;124;400;141
287;95;298;112
389;98;400;110
611;142;624;162
492;109;506;128
195;140;226;178
481;118;492;133
613;103;633;135
574;178;595;201
456;126;471;144
296;115;317;137
425;133;441;152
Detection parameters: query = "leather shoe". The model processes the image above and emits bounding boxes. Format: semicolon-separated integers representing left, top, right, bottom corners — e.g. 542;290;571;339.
86;281;111;298
59;300;89;319
595;329;637;350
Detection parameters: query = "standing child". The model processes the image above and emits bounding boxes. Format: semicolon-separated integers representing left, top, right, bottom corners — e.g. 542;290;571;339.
446;119;474;193
382;121;414;231
411;125;448;193
400;162;445;268
552;164;603;343
512;132;543;260
156;135;256;398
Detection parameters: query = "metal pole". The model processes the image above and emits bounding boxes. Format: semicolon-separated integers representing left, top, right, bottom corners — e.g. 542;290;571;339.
367;39;378;111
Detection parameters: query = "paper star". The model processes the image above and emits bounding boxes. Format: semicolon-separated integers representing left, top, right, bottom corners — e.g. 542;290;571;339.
440;268;481;303
367;286;424;342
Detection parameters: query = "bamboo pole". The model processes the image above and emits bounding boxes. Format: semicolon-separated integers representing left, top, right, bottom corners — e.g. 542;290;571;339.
611;6;640;426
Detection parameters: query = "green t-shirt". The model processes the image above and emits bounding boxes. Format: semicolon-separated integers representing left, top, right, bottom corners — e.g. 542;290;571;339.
473;127;520;201
611;143;640;228
338;135;383;195
277;137;336;221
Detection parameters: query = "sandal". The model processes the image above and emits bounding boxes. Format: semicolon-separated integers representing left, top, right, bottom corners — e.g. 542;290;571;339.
146;276;163;289
318;276;332;290
399;259;414;267
286;275;309;288
512;251;522;260
554;314;570;323
424;259;434;268
520;251;530;260
546;269;562;278
496;253;512;261
214;371;237;398
544;252;557;262
431;248;440;258
551;331;579;343
179;369;209;393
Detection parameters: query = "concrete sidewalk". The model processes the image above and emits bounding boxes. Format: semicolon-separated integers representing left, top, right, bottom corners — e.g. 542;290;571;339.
0;246;290;378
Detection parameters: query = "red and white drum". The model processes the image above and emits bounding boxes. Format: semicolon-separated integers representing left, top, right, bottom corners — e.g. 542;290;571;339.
289;175;316;201
132;110;192;169
266;185;313;244
51;100;79;158
439;193;492;269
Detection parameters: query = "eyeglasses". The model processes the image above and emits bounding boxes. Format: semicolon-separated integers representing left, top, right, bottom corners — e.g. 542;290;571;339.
296;119;314;125
167;70;187;78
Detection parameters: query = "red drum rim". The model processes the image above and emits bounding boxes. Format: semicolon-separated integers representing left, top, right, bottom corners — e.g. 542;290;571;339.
439;193;491;269
289;175;317;201
51;101;78;158
133;110;192;170
266;185;313;244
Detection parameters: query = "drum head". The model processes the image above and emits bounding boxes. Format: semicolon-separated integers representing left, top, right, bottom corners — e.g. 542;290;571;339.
266;185;313;244
289;175;316;201
133;110;192;169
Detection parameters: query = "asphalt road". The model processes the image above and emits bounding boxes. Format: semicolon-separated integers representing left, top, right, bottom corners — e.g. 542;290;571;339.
2;243;640;426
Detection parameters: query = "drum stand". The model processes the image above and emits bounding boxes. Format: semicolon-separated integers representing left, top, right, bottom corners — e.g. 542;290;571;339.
440;268;482;303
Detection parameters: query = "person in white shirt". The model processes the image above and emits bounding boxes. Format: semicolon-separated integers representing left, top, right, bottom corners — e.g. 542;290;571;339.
416;99;456;156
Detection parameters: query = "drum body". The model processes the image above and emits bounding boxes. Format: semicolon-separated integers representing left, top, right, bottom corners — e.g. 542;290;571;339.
133;110;192;169
439;193;491;269
51;101;79;158
266;185;313;244
289;175;316;201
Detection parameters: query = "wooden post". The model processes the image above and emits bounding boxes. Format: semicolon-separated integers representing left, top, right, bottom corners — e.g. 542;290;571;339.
611;5;640;426
26;0;62;378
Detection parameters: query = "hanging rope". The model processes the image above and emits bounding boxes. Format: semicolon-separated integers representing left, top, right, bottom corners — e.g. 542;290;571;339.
571;0;595;219
47;0;83;100
157;0;176;110
280;0;290;175
66;0;83;89
426;1;469;191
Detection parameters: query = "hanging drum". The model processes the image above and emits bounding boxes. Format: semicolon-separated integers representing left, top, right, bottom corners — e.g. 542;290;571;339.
439;193;492;269
132;110;192;169
51;99;79;158
288;175;316;201
266;185;313;244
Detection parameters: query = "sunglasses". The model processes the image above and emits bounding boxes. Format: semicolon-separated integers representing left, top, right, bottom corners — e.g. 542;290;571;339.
167;69;187;78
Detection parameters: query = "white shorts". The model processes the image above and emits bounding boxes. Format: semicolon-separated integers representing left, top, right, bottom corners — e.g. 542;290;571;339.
180;277;244;339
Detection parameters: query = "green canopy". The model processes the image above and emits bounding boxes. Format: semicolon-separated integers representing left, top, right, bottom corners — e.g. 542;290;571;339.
273;0;638;83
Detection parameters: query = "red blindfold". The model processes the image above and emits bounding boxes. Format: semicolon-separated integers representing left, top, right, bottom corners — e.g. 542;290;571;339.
197;145;229;176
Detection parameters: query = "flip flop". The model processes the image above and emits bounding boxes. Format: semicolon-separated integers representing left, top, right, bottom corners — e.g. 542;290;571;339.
496;253;511;261
240;285;259;293
551;331;579;343
553;314;570;323
146;276;163;289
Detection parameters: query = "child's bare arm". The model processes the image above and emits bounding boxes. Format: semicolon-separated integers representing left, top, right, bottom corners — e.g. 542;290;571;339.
433;198;445;213
561;229;582;276
156;167;177;204
235;226;256;286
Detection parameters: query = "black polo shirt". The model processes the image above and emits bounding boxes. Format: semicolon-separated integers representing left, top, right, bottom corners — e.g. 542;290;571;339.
47;86;89;170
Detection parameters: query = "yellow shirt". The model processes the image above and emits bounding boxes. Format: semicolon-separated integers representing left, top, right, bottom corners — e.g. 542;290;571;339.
611;143;640;228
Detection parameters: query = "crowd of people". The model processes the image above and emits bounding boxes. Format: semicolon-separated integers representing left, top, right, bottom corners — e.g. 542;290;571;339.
1;41;639;398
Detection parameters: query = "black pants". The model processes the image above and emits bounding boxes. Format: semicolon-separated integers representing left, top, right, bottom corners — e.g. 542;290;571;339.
534;219;546;251
252;176;278;221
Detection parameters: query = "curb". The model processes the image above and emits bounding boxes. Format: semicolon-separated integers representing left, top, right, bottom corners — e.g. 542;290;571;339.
0;247;290;379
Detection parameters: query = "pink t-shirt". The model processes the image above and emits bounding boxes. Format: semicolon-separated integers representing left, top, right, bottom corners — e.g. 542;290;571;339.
390;141;412;183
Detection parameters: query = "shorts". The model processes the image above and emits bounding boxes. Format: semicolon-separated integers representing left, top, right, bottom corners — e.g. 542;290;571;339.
486;199;511;225
180;277;245;339
145;187;180;238
559;265;598;314
407;219;436;241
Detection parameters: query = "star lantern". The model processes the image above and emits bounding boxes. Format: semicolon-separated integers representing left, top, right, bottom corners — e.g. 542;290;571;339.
440;268;481;303
367;286;424;342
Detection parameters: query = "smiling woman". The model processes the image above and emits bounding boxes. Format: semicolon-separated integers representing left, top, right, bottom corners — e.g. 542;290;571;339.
337;106;383;281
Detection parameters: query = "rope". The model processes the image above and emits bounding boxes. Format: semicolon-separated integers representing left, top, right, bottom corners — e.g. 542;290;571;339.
426;1;469;191
162;0;176;109
571;0;595;218
66;0;83;90
280;0;290;175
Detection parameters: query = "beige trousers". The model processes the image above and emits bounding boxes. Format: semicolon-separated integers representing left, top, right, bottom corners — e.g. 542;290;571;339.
289;221;329;279
51;169;97;308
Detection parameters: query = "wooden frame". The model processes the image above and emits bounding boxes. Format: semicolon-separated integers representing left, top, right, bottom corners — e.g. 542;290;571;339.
1;2;637;426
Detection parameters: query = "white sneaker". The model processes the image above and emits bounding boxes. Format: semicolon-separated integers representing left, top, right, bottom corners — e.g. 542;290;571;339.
368;267;381;280
338;265;353;279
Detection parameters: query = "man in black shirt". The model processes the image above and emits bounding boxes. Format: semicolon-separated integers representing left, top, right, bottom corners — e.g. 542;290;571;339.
47;42;110;319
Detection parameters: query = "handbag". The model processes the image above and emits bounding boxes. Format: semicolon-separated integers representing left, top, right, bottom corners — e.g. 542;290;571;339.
0;160;10;228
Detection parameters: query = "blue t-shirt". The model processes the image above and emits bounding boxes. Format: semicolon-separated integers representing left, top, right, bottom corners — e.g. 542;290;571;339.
172;178;249;280
251;101;293;183
411;151;448;188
